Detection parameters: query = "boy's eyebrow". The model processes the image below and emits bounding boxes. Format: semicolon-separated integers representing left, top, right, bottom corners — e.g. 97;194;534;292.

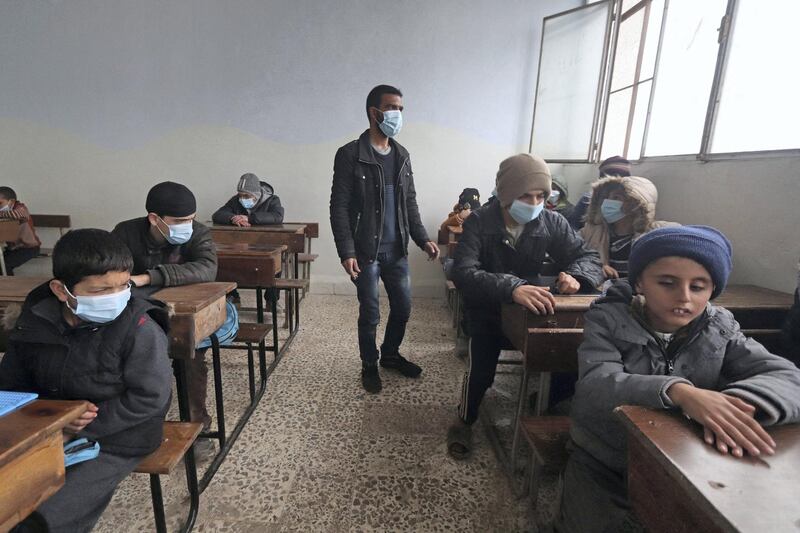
655;274;711;283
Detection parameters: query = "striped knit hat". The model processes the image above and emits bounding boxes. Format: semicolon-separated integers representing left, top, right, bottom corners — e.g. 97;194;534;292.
599;156;631;177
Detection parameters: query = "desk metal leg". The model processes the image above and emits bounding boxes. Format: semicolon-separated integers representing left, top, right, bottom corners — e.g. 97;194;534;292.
510;367;530;471
203;334;226;449
256;287;264;324
173;359;191;422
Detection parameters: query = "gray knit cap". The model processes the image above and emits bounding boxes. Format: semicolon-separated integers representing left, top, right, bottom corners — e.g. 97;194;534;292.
495;154;552;206
237;173;261;196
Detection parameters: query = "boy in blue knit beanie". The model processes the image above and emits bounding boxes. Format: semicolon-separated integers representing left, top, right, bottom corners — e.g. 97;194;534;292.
556;225;800;533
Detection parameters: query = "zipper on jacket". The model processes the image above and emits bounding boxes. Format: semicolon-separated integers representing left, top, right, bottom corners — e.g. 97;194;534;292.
354;212;361;235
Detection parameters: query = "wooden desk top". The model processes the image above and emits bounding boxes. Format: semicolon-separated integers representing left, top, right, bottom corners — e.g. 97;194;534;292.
616;405;800;533
0;400;88;469
153;281;236;314
715;285;793;310
210;223;305;234
283;221;319;238
0;276;50;303
215;243;287;257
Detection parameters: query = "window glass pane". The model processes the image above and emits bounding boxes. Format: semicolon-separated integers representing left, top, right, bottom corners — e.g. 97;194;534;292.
531;1;612;160
610;7;645;91
711;0;800;152
601;87;633;159
628;80;652;159
639;0;664;79
644;0;727;156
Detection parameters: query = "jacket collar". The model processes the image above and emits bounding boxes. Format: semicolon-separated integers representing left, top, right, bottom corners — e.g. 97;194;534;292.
356;129;409;165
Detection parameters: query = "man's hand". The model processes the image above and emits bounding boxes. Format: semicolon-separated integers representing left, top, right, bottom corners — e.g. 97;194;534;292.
512;285;556;315
602;264;619;279
557;272;580;294
130;273;151;288
424;241;440;260
342;258;361;280
64;403;99;435
231;215;251;227
668;383;776;457
458;208;472;221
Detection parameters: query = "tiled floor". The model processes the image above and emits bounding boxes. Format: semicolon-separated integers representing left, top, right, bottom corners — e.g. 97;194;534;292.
94;293;555;532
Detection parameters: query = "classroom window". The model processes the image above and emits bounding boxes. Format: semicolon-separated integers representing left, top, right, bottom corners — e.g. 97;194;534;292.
530;0;799;161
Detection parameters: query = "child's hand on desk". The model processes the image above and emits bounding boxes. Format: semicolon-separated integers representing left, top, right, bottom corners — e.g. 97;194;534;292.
64;402;99;436
512;285;555;315
556;272;580;294
667;383;776;458
130;274;150;288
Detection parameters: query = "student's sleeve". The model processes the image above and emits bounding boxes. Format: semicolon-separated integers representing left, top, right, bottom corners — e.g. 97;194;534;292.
211;196;240;225
80;316;172;441
573;307;692;413
718;327;800;425
546;213;605;291
404;162;431;248
451;213;526;305
566;193;590;230
330;145;357;261
152;224;218;286
249;196;284;225
0;342;35;391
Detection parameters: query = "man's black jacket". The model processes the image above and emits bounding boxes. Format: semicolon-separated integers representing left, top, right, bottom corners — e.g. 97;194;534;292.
330;129;429;262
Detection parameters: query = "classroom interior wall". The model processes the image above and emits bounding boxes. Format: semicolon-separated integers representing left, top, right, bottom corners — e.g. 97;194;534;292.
0;0;580;296
561;155;800;293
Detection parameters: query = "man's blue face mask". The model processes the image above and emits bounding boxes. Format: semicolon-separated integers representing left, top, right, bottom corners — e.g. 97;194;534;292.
157;216;193;245
508;199;544;225
377;109;403;138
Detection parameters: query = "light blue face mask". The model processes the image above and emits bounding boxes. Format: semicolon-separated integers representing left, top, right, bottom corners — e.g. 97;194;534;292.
158;217;194;245
239;197;256;209
601;199;626;223
508;199;545;225
378;109;403;138
64;438;101;468
65;285;131;324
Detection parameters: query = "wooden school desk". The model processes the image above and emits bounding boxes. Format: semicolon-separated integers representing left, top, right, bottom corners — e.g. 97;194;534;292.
447;225;462;257
501;285;794;470
616;405;800;533
210;223;306;278
0;219;20;276
152;281;236;492
216;242;287;356
0;276;50;304
0;400;89;531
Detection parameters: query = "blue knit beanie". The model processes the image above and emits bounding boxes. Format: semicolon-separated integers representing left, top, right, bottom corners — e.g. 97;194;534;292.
628;225;732;299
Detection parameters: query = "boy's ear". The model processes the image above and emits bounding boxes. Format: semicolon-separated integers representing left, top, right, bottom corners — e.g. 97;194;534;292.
633;281;642;294
146;212;160;226
49;279;70;303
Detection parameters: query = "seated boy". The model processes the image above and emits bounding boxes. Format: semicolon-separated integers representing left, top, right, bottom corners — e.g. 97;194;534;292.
212;173;284;226
558;226;800;532
0;229;172;533
440;187;481;232
567;156;631;230
545;175;574;221
447;154;604;459
0;186;41;274
580;175;676;280
112;181;218;434
780;260;800;367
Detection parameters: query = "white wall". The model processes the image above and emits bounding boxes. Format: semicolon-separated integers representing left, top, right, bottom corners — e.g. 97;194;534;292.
0;0;580;296
562;155;800;293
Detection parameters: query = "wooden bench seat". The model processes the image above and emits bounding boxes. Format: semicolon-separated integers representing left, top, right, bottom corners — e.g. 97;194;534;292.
135;421;202;533
297;253;318;263
273;278;310;290
135;422;203;475
519;415;571;504
234;322;273;344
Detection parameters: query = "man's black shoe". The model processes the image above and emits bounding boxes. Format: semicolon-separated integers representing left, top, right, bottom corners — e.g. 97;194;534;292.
380;353;422;378
361;363;382;393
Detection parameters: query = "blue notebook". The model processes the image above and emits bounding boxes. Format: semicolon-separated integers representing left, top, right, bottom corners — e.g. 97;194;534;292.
0;391;39;417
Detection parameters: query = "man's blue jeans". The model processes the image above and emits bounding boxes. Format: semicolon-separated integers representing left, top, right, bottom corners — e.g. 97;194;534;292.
352;249;411;364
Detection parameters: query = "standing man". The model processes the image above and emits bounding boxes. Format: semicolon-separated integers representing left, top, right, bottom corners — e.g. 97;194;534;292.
330;84;440;393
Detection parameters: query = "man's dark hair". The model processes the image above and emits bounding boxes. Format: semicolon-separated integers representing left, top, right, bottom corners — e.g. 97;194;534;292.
366;84;403;120
0;187;17;201
53;229;134;290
